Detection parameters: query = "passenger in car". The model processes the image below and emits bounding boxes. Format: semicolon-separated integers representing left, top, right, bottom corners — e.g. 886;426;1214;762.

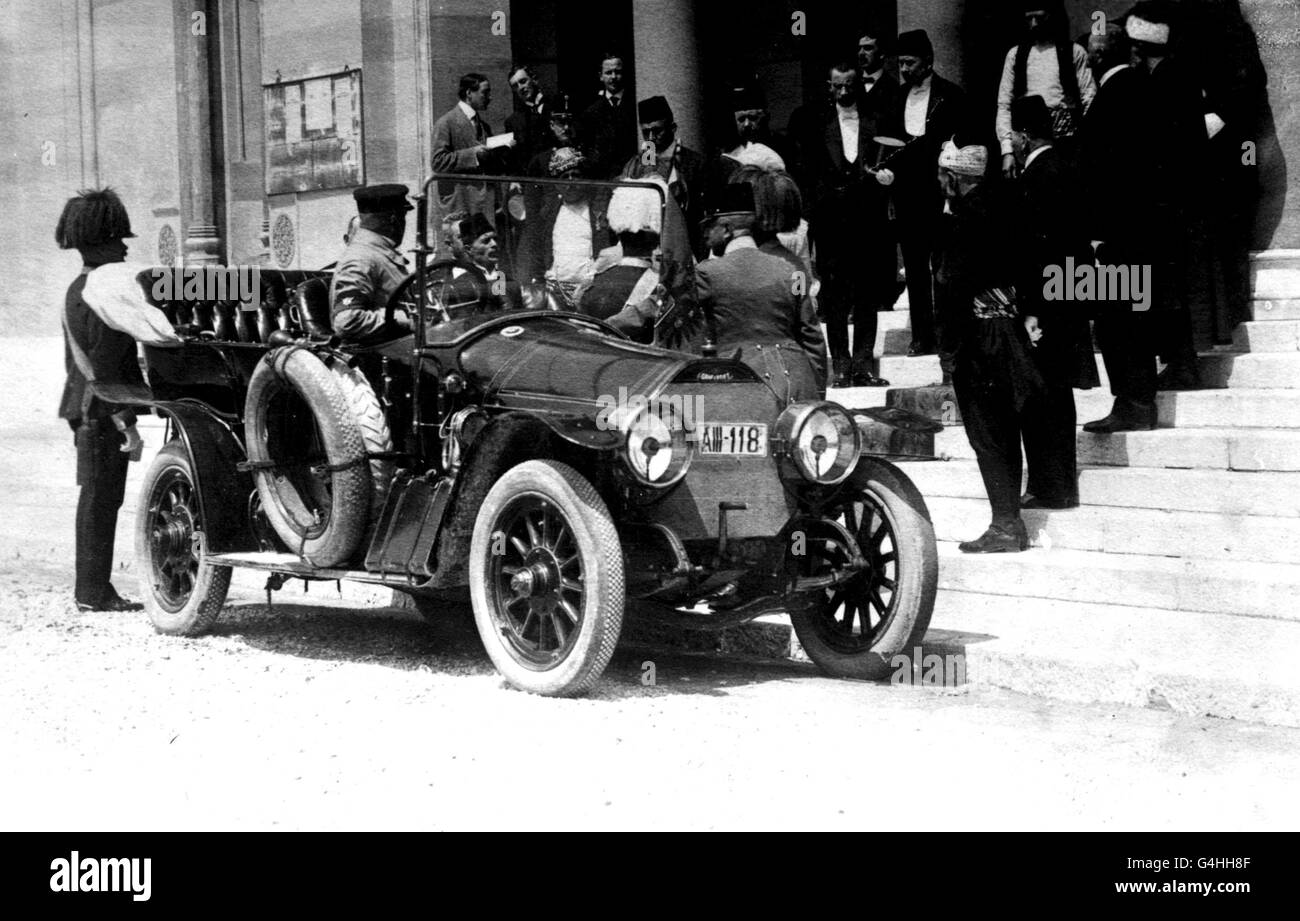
580;177;666;328
450;212;521;312
515;148;613;306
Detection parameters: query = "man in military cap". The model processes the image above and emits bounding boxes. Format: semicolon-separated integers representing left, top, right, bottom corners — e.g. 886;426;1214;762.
330;184;415;343
55;187;146;612
694;182;827;403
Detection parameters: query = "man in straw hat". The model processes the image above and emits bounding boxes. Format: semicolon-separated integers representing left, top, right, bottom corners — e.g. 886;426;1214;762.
55;187;146;612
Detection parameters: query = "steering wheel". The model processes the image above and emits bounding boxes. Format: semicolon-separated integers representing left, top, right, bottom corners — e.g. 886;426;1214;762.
385;258;490;330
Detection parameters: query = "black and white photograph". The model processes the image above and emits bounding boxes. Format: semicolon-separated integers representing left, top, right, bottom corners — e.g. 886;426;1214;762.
1;0;1298;858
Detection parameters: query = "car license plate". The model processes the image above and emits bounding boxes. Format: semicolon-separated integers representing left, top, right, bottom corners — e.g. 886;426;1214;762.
698;423;768;457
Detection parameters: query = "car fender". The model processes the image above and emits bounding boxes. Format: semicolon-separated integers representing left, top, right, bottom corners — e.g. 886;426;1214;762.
845;456;934;524
152;401;259;554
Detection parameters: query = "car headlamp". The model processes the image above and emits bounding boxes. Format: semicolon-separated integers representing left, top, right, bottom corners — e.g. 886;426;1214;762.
775;402;860;485
620;403;692;488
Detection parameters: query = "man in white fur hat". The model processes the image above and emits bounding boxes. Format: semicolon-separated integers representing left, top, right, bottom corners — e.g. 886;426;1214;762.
933;134;1040;554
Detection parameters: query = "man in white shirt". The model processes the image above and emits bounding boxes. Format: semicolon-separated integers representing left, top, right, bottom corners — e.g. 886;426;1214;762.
996;1;1097;179
431;72;509;223
890;29;966;362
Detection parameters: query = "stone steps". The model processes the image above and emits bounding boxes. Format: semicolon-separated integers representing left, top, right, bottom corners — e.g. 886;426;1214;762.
1200;351;1300;389
899;460;1300;518
922;495;1300;565
921;589;1300;728
924;425;1300;472
1233;320;1300;352
835;382;1300;430
932;540;1300;622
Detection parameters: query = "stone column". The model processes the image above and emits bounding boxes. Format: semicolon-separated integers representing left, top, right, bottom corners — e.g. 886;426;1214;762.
174;0;223;265
633;0;702;152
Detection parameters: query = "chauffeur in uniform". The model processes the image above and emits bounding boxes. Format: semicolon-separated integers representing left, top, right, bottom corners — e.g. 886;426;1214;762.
694;183;828;403
55;187;146;612
330;184;415;343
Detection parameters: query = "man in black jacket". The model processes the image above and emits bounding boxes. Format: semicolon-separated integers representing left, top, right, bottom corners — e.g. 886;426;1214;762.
807;60;894;387
56;188;146;612
1081;22;1159;433
579;52;638;180
890;29;967;362
1012;96;1099;508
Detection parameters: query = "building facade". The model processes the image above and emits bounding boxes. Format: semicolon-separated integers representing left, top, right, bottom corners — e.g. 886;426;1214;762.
2;0;1295;336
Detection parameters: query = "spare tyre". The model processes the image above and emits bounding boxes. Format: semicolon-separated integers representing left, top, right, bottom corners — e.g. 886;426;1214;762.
244;348;393;567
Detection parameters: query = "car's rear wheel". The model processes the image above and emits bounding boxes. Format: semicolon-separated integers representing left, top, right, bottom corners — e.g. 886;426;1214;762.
135;441;232;635
469;460;624;697
790;464;938;680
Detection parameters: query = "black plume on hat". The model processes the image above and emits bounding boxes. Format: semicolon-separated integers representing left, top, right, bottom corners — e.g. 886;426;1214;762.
354;183;413;214
55;187;136;249
896;29;934;60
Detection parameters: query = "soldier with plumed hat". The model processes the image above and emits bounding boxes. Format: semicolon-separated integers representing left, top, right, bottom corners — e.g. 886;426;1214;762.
329;183;415;343
55;187;146;612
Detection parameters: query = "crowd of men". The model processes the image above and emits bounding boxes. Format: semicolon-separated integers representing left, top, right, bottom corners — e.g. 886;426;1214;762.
323;0;1259;554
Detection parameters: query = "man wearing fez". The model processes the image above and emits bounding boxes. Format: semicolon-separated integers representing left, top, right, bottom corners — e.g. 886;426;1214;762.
807;60;896;388
55;188;145;612
1011;95;1098;509
712;84;793;193
448;212;521;313
1125;1;1211;391
933;137;1037;553
621;96;708;258
1081;22;1159;433
890;29;967;361
580;52;639;180
330;184;415;343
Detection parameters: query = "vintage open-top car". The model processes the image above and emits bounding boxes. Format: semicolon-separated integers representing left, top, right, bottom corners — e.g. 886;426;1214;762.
132;174;939;696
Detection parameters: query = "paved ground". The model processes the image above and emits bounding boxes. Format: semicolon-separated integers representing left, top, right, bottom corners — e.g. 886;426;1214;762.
3;337;1298;831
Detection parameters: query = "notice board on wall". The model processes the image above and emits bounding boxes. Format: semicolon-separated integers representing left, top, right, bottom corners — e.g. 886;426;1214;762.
264;70;364;195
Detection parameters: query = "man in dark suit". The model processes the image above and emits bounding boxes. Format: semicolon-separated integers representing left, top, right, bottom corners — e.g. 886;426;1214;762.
1127;2;1211;390
55;188;146;612
1012;96;1099;508
580;52;638;180
505;65;555;171
807;61;895;388
890;29;966;364
620;96;708;258
431;73;509;222
1081;22;1159;433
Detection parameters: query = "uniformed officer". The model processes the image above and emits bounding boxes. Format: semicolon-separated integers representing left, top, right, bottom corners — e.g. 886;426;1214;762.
55;187;146;612
693;183;827;403
329;184;415;342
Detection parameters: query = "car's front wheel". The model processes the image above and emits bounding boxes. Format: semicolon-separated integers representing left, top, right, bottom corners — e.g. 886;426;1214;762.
790;463;938;680
469;460;624;697
135;441;232;635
